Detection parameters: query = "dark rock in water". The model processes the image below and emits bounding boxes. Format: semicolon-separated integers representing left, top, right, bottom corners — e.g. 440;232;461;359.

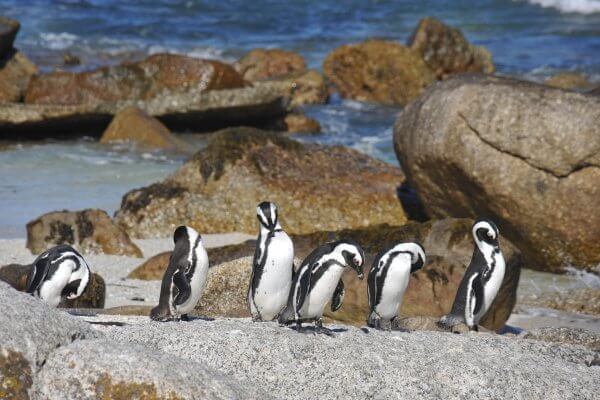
62;52;80;66
25;53;245;106
0;263;106;309
26;209;142;257
0;50;38;102
0;16;19;59
545;72;591;90
408;17;494;79
235;48;306;81
100;106;187;151
282;112;321;133
524;327;600;352
394;75;600;272
115;127;407;238
323;39;435;105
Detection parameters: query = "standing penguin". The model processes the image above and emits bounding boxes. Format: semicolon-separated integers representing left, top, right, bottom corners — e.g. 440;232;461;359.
278;239;364;334
150;226;209;322
248;201;294;322
367;242;425;331
438;219;506;332
25;244;91;308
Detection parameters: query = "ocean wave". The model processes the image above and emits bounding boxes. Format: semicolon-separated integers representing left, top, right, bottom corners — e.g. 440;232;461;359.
525;0;600;14
39;32;79;50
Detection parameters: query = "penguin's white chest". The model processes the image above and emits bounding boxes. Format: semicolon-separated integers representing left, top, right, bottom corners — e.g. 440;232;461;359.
481;253;506;317
253;232;294;320
302;265;344;318
175;248;209;315
39;260;74;307
375;263;411;320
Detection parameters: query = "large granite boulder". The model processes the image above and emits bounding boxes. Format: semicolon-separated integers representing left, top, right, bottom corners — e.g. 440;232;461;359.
0;16;19;59
235;48;306;81
408;17;494;79
24;53;245;105
0;263;105;309
100;106;186;151
394;75;600;272
0;50;38;102
115;127;407;238
323;39;435;105
27;209;142;257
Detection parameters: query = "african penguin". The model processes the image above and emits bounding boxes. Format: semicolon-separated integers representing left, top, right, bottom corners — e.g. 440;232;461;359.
367;242;425;331
278;239;365;334
151;226;209;322
248;201;294;321
25;244;91;308
438;219;506;332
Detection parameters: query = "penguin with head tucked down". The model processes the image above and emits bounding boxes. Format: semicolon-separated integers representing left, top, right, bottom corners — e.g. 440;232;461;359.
248;201;294;322
438;219;506;332
367;242;425;331
151;226;209;322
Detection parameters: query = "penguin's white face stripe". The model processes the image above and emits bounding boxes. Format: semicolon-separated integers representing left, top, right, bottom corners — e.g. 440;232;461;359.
334;243;363;267
384;243;426;268
472;221;498;242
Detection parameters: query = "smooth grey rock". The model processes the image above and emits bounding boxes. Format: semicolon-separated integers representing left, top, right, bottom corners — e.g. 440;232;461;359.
33;339;271;400
92;316;600;400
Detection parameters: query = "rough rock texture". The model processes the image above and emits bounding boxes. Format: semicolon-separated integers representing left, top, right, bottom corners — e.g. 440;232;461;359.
100;106;186;151
130;219;520;331
260;69;329;106
521;288;600;316
25;53;245;105
524;327;600;351
323;39;435;105
0;84;289;139
283;112;320;133
545;72;591;90
98;317;600;399
0;263;105;309
235;48;306;81
0;281;100;399
0;50;38;102
408;17;494;79
394;75;600;272
26;209;142;257
33;339;271;400
115;127;406;237
0;16;19;59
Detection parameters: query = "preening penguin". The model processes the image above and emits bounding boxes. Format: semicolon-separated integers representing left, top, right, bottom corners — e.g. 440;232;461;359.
248;201;294;321
151;226;209;322
367;242;425;331
25;244;91;308
278;239;365;334
438;219;506;332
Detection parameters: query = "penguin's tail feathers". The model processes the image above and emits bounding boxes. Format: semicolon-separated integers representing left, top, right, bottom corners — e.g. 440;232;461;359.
436;314;462;331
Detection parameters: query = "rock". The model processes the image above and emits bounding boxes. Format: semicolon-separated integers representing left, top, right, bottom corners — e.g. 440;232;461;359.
0;281;100;399
524;327;600;352
128;251;171;280
520;288;600;316
115;127;406;238
0;16;19;59
545;72;591;90
101;317;600;399
26;209;142;257
323;39;435;105
394;74;600;272
24;53;245;106
260;69;329;106
33;339;271;400
283;112;320;133
408;17;494;79
235;48;306;81
0;50;38;102
100;106;186;151
0;263;106;309
62;52;80;66
0;84;289;139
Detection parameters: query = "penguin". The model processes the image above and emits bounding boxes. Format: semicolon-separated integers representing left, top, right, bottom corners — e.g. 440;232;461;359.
278;239;365;334
367;242;425;331
438;219;506;332
25;244;91;308
150;226;209;322
248;201;294;322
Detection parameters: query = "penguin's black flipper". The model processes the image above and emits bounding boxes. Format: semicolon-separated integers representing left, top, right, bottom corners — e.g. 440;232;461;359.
294;265;312;316
471;274;485;316
330;279;345;312
26;257;50;294
173;269;191;306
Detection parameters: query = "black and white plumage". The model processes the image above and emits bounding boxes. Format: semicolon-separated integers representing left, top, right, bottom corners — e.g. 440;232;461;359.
438;219;506;331
278;239;365;333
25;244;91;308
248;201;294;321
151;226;209;322
367;242;425;330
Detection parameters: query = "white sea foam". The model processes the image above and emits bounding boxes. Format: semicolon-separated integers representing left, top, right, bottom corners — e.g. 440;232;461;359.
525;0;600;14
40;32;79;50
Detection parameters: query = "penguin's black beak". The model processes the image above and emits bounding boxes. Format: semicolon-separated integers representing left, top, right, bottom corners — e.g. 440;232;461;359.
410;257;424;274
353;260;364;280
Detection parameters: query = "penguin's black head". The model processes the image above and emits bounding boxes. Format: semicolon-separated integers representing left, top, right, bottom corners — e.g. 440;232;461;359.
336;239;365;280
379;242;426;274
256;201;279;230
173;225;189;245
472;218;500;248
